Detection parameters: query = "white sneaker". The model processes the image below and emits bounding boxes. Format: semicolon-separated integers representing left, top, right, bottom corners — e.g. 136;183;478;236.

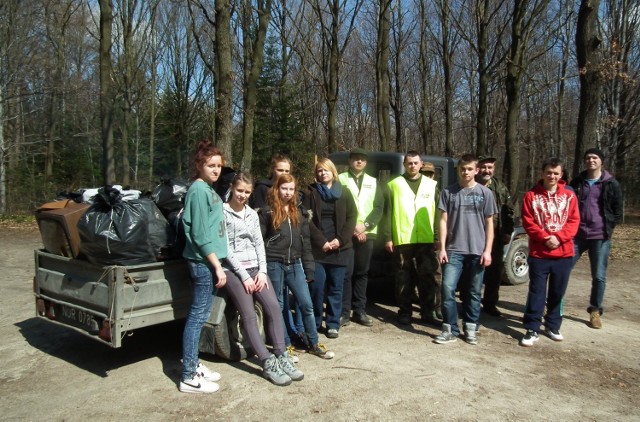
520;330;539;346
545;328;564;341
196;362;222;382
286;346;300;363
179;373;220;394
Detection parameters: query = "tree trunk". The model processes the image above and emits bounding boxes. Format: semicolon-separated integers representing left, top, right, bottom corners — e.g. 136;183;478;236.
437;0;455;157
240;0;273;172
376;0;391;152
504;0;527;194
476;0;490;156
100;0;116;185
215;0;233;159
574;0;602;177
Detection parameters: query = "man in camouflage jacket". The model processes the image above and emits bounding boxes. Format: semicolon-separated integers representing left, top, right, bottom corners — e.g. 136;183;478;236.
476;156;514;317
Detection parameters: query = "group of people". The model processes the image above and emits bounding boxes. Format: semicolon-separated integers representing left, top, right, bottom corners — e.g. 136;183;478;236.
178;139;623;394
383;148;622;348
178;142;384;393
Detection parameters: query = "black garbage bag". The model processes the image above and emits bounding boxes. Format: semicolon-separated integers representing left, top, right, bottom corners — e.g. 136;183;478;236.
78;186;156;265
151;178;188;218
137;197;175;260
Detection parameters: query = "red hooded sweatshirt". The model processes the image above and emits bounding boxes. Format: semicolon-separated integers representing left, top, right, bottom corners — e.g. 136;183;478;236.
521;179;580;259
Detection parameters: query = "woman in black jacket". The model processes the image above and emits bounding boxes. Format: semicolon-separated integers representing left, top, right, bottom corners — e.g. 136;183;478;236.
303;158;357;339
259;173;335;360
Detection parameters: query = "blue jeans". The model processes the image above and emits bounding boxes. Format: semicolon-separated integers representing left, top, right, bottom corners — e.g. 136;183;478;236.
284;293;304;337
267;260;319;346
441;253;484;336
523;257;573;332
182;261;216;381
573;238;611;314
311;262;347;331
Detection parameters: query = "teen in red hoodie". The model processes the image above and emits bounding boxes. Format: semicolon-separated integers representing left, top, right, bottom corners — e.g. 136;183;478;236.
520;158;580;347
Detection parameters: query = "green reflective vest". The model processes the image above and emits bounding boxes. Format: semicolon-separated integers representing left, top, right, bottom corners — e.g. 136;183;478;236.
338;171;378;235
387;175;437;245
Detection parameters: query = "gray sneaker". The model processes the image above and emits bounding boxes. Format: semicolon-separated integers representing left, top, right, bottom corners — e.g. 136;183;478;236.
464;322;478;345
262;355;292;386
434;323;458;344
277;352;304;381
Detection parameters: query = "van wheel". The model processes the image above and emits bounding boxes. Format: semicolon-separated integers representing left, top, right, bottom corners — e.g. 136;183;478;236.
504;238;529;285
213;301;264;361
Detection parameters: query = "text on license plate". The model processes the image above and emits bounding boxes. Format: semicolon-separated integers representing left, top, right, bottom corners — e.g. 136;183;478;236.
60;305;99;333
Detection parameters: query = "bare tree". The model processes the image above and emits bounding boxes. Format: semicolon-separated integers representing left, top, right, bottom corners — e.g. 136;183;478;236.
297;0;365;153
99;0;116;185
239;0;273;171
376;0;392;151
601;0;640;184
574;0;602;177
503;0;551;194
432;0;459;157
0;1;41;212
112;0;158;185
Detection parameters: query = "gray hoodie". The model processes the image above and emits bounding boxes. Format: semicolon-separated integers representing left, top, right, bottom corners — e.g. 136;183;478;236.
222;203;267;281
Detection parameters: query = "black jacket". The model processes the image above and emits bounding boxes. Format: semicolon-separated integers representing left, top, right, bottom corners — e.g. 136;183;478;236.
258;205;315;281
302;184;357;261
570;170;624;239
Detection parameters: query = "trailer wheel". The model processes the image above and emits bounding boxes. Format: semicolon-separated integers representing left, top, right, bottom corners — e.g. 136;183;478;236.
504;238;529;285
213;301;264;361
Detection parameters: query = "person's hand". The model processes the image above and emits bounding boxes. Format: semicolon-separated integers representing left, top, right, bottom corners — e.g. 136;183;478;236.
385;241;394;254
438;250;448;264
354;223;366;235
214;268;227;288
545;235;559;250
480;251;493;267
322;241;332;253
253;272;268;292
242;277;256;294
356;232;367;243
328;238;340;250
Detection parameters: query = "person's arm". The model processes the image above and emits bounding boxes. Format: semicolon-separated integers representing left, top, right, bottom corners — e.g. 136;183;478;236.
554;192;581;245
301;188;328;251
481;216;494;267
612;179;624;225
300;209;315;282
248;209;268;292
364;183;385;229
500;183;515;238
336;189;357;248
222;209;253;286
438;211;449;264
521;192;550;243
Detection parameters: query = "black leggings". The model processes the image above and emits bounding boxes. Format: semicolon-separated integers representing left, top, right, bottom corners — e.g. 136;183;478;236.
224;268;286;361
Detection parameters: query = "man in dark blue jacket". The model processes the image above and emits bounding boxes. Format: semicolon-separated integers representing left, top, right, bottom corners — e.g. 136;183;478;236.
570;148;624;329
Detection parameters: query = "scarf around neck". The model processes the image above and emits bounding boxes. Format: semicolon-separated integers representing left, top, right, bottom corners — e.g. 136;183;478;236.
314;181;343;202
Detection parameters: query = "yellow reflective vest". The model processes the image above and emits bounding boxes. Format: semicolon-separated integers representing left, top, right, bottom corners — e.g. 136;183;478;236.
387;175;437;245
338;171;378;235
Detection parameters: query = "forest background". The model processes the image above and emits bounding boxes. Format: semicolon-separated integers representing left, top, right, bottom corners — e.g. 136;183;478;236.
0;0;638;215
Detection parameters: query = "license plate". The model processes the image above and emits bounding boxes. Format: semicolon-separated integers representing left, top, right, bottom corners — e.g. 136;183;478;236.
58;305;100;334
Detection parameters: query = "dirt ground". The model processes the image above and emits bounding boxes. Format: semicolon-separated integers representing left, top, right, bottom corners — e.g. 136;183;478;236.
1;224;639;421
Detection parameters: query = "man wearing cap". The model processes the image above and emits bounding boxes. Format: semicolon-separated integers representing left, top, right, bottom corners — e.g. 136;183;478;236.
570;148;623;329
475;156;515;317
384;151;440;325
338;148;384;327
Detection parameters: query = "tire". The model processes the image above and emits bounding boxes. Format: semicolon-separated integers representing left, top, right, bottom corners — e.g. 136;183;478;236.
504;237;529;285
213;301;265;361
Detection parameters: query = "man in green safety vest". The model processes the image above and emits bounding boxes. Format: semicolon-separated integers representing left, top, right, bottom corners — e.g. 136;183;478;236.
383;150;440;325
338;148;384;327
